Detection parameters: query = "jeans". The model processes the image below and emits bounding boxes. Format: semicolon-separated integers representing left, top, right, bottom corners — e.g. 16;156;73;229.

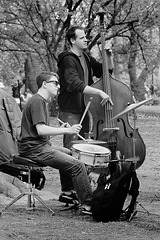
21;144;92;205
58;111;89;149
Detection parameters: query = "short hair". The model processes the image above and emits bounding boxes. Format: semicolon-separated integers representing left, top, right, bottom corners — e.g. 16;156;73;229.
66;26;84;46
36;71;59;89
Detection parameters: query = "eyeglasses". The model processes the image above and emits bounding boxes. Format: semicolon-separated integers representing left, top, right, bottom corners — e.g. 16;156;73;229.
46;81;59;86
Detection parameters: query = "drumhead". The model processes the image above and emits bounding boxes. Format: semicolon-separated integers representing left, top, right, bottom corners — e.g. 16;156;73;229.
72;144;110;155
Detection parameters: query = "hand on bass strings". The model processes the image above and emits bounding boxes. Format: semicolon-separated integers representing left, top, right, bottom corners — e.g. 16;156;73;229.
99;90;113;106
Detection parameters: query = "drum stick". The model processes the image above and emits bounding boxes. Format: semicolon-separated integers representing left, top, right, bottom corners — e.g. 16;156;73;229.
79;97;93;125
57;118;87;141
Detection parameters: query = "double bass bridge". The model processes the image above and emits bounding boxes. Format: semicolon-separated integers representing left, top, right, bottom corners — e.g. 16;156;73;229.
103;127;119;132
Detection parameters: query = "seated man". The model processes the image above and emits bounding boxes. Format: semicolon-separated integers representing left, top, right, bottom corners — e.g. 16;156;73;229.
18;71;92;214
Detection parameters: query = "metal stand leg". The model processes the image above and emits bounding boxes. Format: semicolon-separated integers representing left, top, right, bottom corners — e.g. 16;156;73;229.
150;194;160;203
31;193;55;215
130;111;149;219
136;201;150;215
0;191;55;216
128;201;150;221
0;167;54;216
0;193;26;215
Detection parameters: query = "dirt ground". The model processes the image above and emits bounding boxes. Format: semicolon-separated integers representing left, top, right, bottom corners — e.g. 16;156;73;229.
0;105;160;240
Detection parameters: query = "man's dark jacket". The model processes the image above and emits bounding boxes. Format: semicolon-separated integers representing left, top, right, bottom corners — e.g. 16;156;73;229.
57;51;103;114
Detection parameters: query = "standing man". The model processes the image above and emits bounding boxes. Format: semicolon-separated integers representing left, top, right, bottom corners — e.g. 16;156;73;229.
18;71;93;214
58;26;113;149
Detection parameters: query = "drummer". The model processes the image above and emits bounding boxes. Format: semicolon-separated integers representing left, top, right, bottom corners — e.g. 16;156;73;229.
18;71;93;215
57;25;114;150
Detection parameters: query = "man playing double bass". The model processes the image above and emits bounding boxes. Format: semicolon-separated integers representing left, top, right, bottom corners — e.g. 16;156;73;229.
58;26;114;150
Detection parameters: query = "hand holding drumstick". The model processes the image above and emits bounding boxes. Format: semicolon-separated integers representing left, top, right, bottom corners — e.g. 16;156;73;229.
57;118;86;141
58;97;93;141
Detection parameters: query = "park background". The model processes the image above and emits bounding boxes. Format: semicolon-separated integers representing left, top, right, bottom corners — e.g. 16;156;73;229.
0;1;160;239
0;0;160;103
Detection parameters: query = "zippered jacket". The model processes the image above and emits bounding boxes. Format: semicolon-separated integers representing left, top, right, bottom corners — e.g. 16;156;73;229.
57;51;103;114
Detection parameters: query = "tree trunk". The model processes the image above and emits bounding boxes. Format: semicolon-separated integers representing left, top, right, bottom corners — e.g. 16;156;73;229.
24;54;38;94
128;29;145;101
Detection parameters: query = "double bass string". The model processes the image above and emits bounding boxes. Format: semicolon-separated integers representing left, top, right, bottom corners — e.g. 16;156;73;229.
105;100;119;154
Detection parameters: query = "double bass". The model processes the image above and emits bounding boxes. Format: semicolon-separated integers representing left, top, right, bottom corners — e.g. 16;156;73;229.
85;10;146;169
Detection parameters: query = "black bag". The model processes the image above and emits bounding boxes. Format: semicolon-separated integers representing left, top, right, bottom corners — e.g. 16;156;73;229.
0;89;45;190
91;163;139;222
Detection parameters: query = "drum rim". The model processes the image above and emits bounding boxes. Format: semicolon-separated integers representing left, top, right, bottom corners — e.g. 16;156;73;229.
72;143;111;155
72;149;110;157
71;140;107;144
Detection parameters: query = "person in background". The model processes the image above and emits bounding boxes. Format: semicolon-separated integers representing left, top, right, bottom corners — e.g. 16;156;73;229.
18;71;93;214
57;26;114;150
23;88;33;102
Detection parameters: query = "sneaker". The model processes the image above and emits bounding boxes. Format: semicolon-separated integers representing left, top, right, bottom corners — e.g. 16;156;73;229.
80;204;92;215
59;191;79;205
81;209;92;215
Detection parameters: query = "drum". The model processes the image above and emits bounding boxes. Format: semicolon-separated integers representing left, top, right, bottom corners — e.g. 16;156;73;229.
72;144;111;166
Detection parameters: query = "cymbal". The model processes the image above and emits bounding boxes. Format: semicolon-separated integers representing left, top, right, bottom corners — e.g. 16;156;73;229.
71;139;107;145
111;97;155;121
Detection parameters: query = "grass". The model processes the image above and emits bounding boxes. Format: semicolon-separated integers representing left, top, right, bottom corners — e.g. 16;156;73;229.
136;102;160;116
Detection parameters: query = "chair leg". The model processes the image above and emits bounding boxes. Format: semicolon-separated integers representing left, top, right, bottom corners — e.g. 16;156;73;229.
0;167;55;216
0;191;55;216
31;193;55;215
0;192;27;215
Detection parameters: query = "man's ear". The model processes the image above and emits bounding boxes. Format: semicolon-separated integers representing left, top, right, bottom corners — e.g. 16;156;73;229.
71;38;75;45
43;81;47;88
